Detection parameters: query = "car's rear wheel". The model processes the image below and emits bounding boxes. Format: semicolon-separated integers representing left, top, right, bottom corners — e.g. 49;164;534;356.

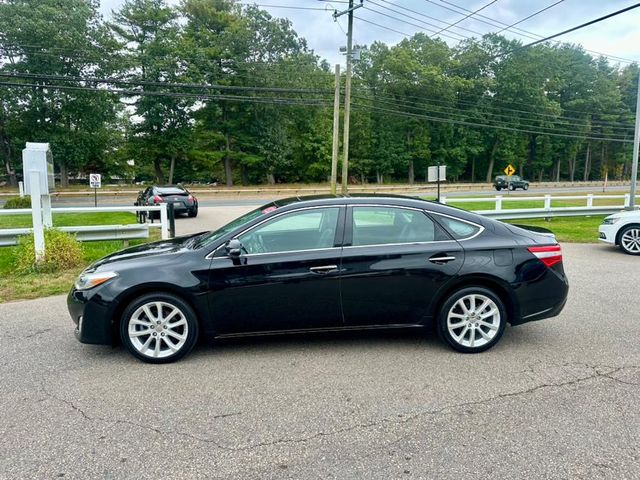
508;184;515;191
437;287;506;353
120;293;199;363
523;184;529;191
619;225;640;255
188;205;198;217
495;186;501;191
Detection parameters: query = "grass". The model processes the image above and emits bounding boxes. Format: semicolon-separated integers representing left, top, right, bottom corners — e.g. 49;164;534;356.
505;216;606;243
0;238;156;303
0;212;137;228
0;211;154;303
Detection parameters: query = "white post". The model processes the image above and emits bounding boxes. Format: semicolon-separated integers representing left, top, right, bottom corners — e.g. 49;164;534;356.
29;171;45;262
18;181;24;197
624;193;630;207
41;194;53;227
544;195;552;210
586;194;594;208
440;195;447;204
160;204;169;240
496;195;503;211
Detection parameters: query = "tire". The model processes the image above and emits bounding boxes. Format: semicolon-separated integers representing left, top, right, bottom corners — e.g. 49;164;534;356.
618;225;640;255
495;186;501;191
508;184;515;191
120;293;199;363
523;184;529;191
188;206;198;218
437;287;507;353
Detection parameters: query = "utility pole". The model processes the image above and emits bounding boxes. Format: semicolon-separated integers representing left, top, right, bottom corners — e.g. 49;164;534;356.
629;71;640;209
334;0;362;195
330;64;340;195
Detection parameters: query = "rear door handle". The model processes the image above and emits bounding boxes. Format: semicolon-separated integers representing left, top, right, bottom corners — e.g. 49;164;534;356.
309;265;339;274
429;255;456;264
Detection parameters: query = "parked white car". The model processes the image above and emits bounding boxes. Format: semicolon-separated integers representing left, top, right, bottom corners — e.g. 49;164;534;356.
599;210;640;255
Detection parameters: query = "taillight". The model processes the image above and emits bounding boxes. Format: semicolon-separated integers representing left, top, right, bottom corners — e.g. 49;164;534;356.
528;245;562;268
188;194;194;201
153;195;162;203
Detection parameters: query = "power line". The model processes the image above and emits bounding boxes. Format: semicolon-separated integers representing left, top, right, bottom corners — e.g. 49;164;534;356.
350;82;635;130
353;15;412;37
239;3;330;11
446;3;640;74
0;80;333;106
494;1;564;35
434;0;499;36
352;102;633;143
351;92;632;138
362;5;467;41
519;2;640;50
424;0;636;63
0;72;332;94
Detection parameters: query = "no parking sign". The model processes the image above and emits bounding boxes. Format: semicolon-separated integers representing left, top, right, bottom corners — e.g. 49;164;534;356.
89;173;102;188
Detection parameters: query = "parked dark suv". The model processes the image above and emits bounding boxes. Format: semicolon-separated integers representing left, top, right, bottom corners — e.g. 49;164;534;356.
494;175;529;191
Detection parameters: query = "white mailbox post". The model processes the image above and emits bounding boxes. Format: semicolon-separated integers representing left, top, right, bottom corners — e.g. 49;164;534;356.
22;143;54;262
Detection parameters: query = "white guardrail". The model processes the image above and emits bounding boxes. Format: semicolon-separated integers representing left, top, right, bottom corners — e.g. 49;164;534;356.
0;204;168;247
441;194;638;220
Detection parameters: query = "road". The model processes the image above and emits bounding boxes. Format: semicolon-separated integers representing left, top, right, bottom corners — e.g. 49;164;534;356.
1;183;627;209
0;242;638;479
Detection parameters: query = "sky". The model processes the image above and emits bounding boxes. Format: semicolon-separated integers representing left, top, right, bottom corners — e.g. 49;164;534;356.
98;0;640;67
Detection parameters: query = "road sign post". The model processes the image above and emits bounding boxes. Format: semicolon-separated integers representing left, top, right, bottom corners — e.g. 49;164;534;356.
89;173;102;207
503;164;516;195
428;164;447;202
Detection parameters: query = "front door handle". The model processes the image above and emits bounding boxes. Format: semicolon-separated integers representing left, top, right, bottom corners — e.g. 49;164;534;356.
309;265;339;274
429;255;456;264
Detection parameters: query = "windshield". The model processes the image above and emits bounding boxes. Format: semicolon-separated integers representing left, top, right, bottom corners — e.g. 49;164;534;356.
156;187;187;195
195;203;276;248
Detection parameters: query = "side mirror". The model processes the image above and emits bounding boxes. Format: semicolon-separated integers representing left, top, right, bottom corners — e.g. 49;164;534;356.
225;239;243;259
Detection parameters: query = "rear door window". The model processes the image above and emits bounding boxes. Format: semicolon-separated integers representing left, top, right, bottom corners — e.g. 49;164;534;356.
351;207;447;246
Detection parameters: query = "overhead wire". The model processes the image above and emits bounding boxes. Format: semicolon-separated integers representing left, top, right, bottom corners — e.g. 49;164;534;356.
434;0;499;36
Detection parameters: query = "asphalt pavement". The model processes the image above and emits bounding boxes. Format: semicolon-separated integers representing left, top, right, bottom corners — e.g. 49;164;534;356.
0;239;638;479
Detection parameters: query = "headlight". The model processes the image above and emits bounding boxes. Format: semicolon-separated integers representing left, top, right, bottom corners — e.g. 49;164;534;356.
602;217;620;225
74;271;118;291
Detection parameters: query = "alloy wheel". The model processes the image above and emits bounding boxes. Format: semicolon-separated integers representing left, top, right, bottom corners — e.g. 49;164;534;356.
446;294;501;348
621;228;640;254
128;301;189;359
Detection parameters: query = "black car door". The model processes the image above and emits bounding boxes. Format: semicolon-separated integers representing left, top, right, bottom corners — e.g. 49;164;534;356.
340;205;464;327
206;206;346;334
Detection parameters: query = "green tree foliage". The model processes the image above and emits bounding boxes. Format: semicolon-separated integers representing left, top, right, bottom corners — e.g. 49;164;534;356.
0;1;637;186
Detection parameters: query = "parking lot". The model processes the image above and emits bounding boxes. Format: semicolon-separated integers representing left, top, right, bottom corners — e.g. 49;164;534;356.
0;209;639;479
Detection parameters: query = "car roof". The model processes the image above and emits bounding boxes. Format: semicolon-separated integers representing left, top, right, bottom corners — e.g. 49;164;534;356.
269;194;486;224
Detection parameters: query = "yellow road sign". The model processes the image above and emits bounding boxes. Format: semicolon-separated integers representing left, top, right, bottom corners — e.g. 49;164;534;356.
504;164;516;176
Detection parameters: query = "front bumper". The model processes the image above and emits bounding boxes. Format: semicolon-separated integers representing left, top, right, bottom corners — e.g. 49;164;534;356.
68;288;117;345
598;224;616;244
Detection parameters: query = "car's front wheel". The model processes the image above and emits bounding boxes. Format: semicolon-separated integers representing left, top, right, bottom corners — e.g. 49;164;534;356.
437;287;506;353
619;225;640;255
188;205;198;217
523;184;529;191
120;293;199;363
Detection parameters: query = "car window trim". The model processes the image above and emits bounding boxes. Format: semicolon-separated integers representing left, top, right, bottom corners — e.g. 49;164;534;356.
430;212;485;241
344;204;454;248
206;205;345;259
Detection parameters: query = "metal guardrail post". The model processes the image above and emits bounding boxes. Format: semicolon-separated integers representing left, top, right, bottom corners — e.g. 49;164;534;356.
624;194;630;207
160;203;169;240
495;196;503;211
587;194;594;208
168;203;176;239
544;195;552;210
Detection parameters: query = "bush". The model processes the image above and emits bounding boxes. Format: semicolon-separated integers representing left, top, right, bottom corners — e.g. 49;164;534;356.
14;228;84;274
3;196;31;209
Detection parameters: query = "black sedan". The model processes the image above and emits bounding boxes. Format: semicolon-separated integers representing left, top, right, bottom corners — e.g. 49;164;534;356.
68;195;568;363
135;185;198;218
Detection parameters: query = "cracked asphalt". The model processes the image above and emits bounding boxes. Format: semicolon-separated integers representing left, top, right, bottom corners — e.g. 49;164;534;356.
0;242;639;479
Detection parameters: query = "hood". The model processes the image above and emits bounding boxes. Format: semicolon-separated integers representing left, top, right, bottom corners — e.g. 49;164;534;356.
90;232;206;270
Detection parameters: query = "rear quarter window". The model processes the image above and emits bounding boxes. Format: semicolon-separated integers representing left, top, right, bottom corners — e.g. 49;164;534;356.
436;215;482;240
